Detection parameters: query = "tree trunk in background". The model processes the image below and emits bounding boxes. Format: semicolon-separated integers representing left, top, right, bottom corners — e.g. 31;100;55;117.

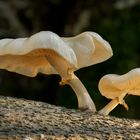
0;96;140;139
0;0;115;37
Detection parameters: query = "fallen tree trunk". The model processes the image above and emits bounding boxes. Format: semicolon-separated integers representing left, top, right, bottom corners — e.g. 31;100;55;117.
0;96;140;140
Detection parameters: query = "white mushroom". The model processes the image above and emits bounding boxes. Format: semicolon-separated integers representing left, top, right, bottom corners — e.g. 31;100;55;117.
0;31;113;112
98;68;140;115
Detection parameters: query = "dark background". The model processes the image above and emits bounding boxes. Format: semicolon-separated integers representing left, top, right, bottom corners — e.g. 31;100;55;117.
0;0;140;119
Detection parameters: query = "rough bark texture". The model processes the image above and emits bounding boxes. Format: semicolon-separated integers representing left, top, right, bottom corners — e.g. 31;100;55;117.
0;96;140;140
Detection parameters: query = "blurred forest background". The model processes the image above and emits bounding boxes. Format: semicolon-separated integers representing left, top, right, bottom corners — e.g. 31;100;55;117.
0;0;140;119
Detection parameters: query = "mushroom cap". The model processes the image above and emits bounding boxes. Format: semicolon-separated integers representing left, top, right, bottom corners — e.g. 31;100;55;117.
0;31;77;76
98;68;140;99
0;31;112;77
63;31;113;69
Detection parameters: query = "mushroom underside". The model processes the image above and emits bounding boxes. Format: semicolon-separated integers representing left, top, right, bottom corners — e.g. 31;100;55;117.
0;48;76;77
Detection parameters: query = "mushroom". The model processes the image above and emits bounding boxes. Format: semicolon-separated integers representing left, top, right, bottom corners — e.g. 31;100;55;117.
98;68;140;115
0;31;113;112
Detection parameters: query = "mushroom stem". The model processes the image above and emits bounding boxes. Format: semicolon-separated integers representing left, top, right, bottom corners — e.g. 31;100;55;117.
45;53;96;112
66;74;96;112
98;97;120;115
98;93;127;115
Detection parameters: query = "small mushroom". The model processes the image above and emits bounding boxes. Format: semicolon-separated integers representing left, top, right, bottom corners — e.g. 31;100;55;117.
0;31;113;112
98;68;140;115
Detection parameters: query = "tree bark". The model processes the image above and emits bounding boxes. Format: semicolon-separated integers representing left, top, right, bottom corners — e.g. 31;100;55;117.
0;96;140;140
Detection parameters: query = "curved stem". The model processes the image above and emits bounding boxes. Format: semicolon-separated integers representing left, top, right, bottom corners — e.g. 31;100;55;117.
98;92;127;115
45;54;96;112
67;74;96;112
98;97;119;115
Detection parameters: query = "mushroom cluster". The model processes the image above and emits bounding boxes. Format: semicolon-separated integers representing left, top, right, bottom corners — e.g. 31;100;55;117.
0;31;113;112
98;68;140;115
